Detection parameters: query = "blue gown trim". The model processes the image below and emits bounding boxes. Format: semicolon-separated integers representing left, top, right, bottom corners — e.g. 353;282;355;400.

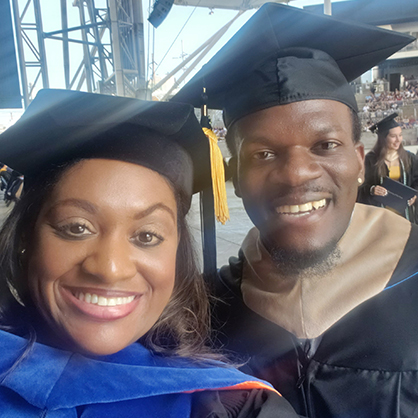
0;330;273;410
384;270;418;291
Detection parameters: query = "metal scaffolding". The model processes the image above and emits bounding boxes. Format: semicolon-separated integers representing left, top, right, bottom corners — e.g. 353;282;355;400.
10;0;334;107
11;0;148;106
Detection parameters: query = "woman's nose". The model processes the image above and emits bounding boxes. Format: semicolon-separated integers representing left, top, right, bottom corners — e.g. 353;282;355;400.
81;235;137;283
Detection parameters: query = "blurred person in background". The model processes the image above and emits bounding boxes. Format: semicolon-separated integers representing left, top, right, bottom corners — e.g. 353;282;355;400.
358;113;418;222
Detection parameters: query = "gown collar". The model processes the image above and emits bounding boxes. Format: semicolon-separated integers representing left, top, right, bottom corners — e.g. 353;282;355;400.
0;329;273;410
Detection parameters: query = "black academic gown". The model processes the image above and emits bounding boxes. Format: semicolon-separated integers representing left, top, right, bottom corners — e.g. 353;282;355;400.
210;224;418;418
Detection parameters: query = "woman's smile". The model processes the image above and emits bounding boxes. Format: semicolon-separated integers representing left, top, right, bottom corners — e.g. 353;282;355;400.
61;286;142;321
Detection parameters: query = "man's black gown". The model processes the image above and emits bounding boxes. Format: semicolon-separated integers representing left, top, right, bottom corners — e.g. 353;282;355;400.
210;205;418;418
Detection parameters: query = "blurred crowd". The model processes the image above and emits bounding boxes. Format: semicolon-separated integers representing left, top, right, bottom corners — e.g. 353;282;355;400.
360;79;418;132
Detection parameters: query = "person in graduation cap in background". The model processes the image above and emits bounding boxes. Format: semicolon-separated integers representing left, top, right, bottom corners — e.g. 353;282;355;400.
358;113;418;222
173;3;418;418
0;89;300;417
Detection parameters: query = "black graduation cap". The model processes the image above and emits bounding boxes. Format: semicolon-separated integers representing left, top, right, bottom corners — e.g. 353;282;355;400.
0;89;217;275
0;89;211;210
172;3;414;128
369;113;400;134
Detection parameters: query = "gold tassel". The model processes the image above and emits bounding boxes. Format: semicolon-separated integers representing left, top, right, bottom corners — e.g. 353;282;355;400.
202;127;230;224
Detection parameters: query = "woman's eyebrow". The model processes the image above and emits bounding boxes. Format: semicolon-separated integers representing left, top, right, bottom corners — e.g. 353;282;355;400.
47;199;176;222
133;203;176;223
49;198;97;214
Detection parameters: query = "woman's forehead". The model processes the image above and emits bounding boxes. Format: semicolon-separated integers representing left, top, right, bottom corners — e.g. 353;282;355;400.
44;159;178;217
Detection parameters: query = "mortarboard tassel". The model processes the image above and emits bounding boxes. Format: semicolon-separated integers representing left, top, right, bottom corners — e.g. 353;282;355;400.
202;127;229;224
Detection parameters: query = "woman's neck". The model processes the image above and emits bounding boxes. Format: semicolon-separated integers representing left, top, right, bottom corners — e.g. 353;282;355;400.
385;150;399;162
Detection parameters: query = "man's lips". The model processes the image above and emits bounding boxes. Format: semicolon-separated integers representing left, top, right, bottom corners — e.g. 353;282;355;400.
61;287;141;321
275;198;327;215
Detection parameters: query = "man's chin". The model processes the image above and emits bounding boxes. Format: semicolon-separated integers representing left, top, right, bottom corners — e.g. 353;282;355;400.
267;240;341;278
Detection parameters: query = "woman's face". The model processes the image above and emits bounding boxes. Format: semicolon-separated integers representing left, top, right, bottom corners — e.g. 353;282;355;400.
386;126;403;151
27;159;179;356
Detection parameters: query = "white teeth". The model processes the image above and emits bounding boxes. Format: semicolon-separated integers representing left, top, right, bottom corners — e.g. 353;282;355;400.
312;199;326;210
299;202;313;212
76;292;135;306
276;199;327;214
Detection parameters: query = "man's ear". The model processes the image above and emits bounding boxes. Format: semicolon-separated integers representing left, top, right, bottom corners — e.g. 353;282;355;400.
355;141;365;182
228;157;242;198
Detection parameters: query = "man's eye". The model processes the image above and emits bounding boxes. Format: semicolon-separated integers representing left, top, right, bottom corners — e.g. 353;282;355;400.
320;142;339;150
253;151;275;160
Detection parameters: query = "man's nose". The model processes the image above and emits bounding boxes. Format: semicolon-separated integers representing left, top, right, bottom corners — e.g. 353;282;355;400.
81;235;137;283
272;147;322;187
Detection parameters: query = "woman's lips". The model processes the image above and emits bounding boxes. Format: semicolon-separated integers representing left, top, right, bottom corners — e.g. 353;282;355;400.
61;287;141;321
76;291;135;306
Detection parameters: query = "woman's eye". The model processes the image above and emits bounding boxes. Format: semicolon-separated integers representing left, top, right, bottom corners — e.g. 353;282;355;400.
55;222;93;238
69;224;87;234
133;231;164;247
253;150;275;160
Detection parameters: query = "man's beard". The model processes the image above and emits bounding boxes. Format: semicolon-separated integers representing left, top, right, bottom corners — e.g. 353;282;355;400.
269;240;341;278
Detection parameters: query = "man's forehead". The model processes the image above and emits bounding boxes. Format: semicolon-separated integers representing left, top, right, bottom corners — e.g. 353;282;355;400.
232;100;352;140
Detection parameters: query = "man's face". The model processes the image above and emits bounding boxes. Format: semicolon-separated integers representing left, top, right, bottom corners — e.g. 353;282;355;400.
233;100;364;262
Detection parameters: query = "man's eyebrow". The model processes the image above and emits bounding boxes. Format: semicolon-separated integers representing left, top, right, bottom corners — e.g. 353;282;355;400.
239;136;275;147
133;203;176;223
312;124;346;135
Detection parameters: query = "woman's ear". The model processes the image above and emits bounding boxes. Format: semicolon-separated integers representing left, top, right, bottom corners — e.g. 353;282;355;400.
9;242;30;307
18;234;28;261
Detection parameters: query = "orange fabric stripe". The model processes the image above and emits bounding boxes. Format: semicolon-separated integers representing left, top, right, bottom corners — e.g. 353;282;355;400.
185;381;281;396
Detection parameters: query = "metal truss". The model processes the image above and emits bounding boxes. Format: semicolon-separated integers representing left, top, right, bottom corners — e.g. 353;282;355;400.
11;0;147;107
12;0;48;107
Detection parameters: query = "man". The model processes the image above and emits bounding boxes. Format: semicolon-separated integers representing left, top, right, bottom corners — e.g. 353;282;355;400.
173;4;418;418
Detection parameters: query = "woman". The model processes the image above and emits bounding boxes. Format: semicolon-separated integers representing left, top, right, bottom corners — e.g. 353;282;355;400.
358;113;418;221
0;90;298;417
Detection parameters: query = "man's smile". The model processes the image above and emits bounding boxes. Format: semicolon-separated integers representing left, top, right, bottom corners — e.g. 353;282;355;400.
275;198;327;215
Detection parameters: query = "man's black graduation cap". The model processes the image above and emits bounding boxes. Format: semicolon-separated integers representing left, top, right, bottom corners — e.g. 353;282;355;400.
172;3;414;128
0;89;217;274
369;113;400;134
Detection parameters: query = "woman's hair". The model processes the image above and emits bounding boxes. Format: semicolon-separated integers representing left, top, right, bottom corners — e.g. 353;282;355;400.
0;159;215;360
372;127;410;178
